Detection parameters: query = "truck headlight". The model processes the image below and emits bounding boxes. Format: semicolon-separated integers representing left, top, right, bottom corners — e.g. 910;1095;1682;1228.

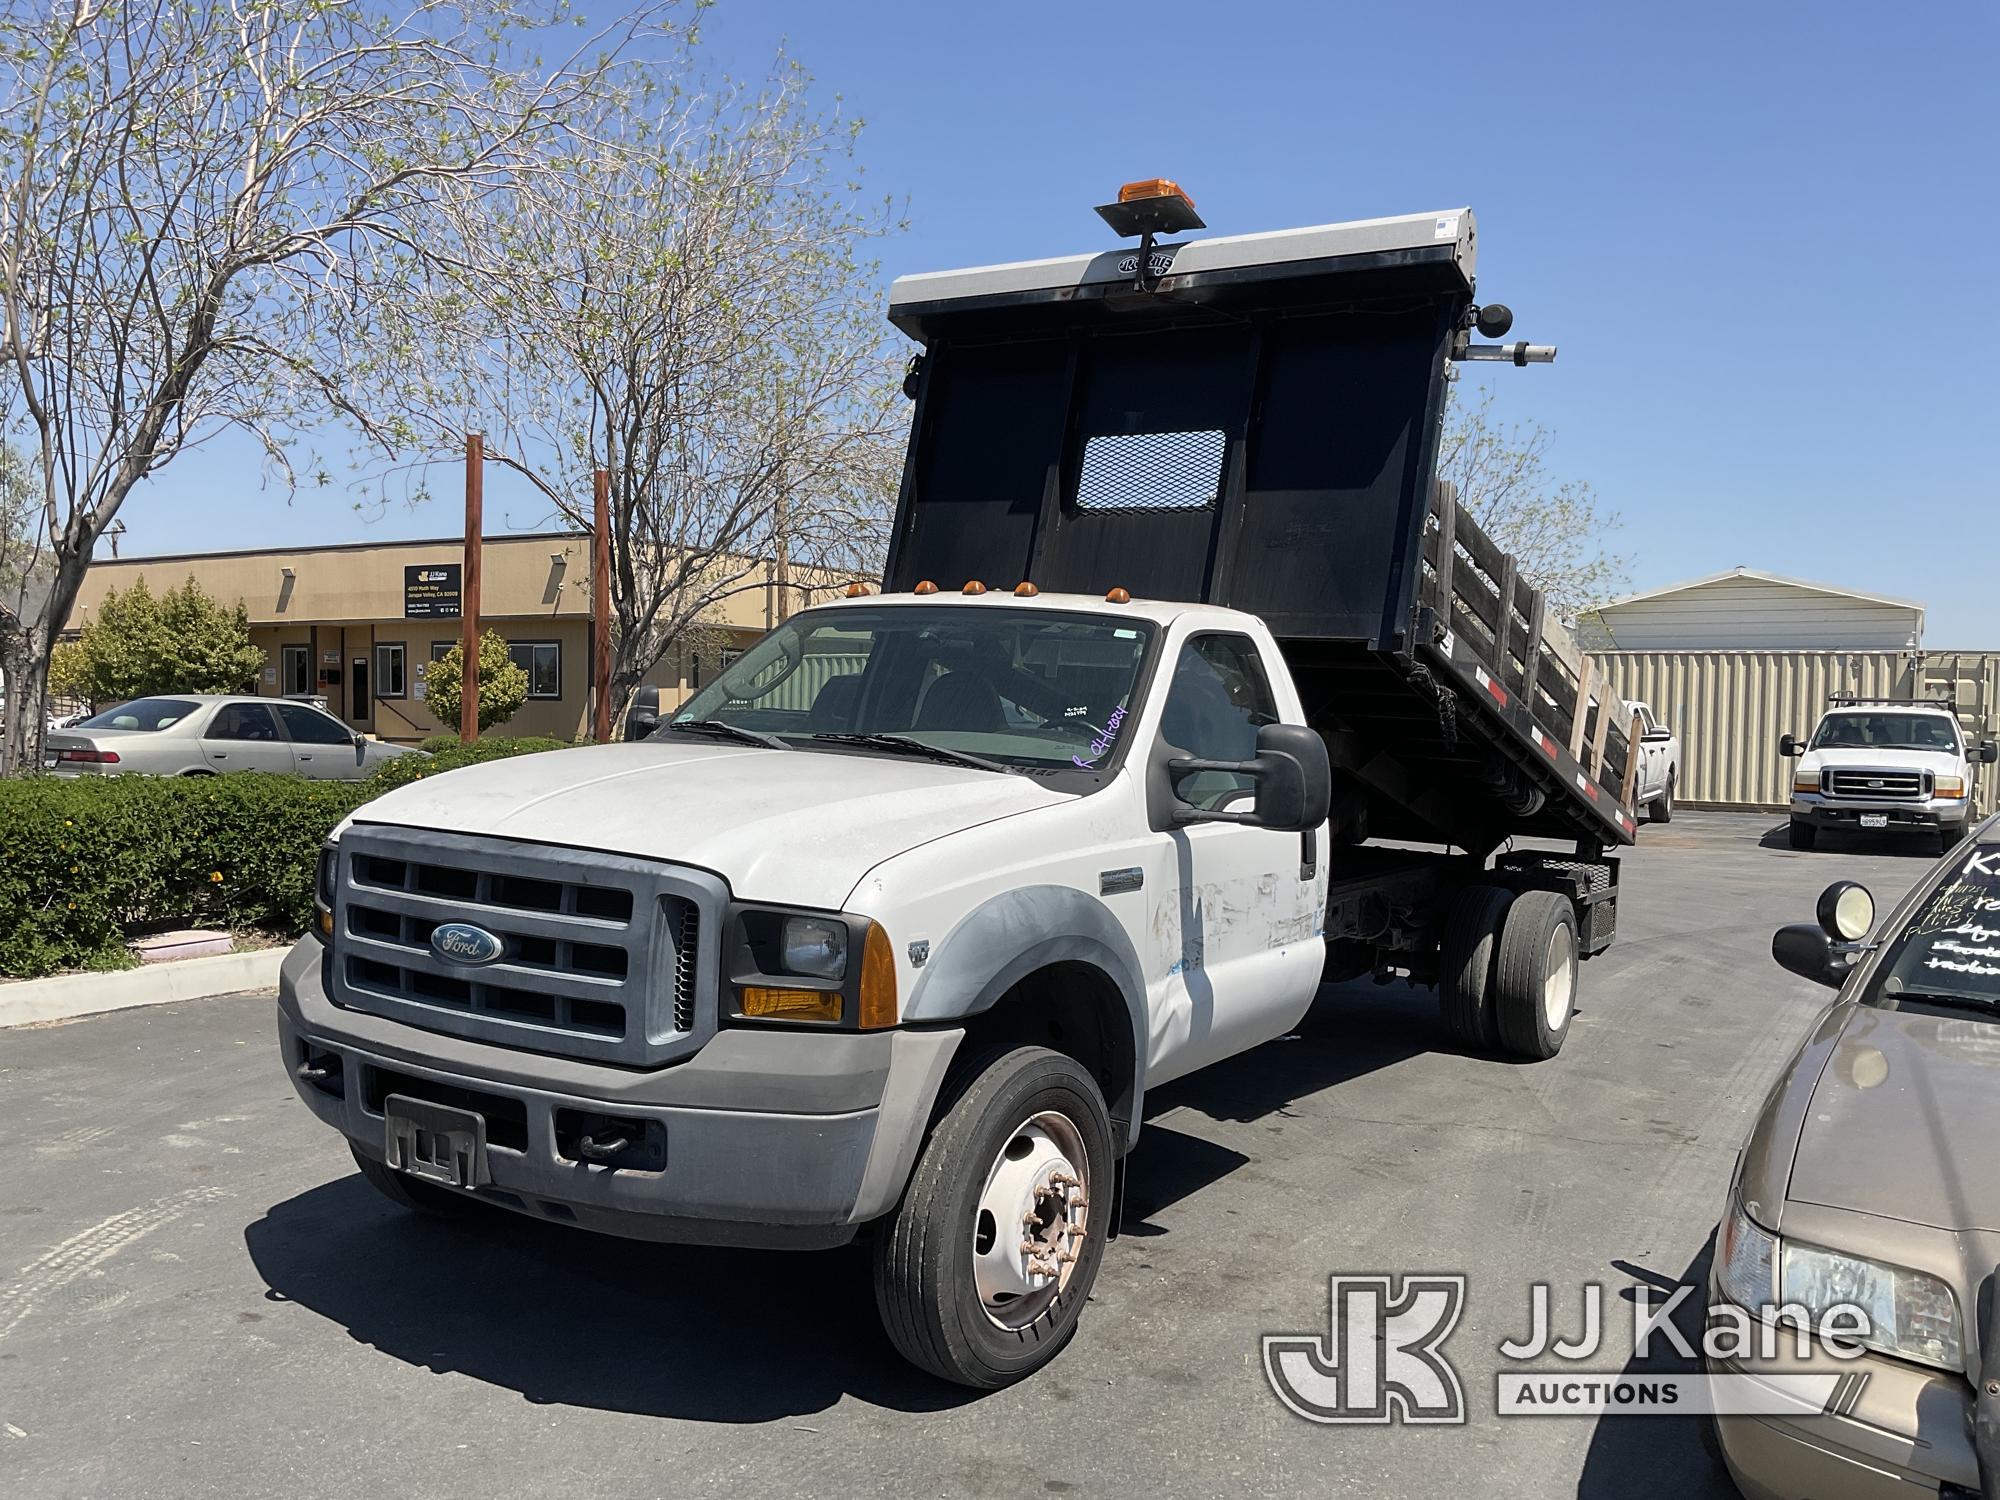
1793;773;1821;794
781;916;848;980
314;843;337;939
1781;1241;1962;1371
1934;775;1966;799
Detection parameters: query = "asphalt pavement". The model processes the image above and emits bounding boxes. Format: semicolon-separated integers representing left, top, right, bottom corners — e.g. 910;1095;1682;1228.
0;813;1942;1499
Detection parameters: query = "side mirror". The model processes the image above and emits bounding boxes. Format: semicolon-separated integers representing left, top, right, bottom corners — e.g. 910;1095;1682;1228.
1642;726;1673;743
624;684;661;742
1772;880;1875;989
1778;733;1800;758
1982;740;1998;765
1167;723;1333;832
351;731;367;754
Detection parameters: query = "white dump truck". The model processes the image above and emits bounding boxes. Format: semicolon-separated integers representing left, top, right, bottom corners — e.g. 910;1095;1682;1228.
279;184;1646;1386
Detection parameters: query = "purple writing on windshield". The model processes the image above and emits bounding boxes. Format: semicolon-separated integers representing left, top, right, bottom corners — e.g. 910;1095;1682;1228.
1072;706;1128;769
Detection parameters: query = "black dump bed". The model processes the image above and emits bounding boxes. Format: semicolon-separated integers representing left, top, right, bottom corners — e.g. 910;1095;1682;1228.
882;207;1636;853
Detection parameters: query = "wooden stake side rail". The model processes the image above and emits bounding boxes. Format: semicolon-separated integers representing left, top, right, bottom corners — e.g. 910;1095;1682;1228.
1419;484;1634;804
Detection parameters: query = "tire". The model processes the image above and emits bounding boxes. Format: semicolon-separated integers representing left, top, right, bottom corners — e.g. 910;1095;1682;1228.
873;1044;1114;1388
1648;770;1675;824
1438;885;1514;1051
1492;891;1579;1061
1940;823;1965;858
350;1143;483;1218
1787;818;1818;851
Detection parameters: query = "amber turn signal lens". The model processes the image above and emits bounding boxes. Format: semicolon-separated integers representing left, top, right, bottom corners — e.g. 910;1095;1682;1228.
1014;581;1038;597
317;908;334;938
740;986;843;1024
962;580;987;595
1118;177;1194;209
858;923;898;1031
913;580;939;595
1105;587;1132;604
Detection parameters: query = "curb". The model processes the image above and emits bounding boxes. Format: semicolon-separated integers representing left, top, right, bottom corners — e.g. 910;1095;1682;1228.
0;947;287;1029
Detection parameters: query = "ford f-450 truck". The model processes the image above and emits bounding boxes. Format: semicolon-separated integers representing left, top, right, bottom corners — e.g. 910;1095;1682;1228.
280;185;1647;1387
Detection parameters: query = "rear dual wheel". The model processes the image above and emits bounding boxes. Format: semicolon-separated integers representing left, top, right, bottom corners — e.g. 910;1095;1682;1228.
1439;887;1579;1061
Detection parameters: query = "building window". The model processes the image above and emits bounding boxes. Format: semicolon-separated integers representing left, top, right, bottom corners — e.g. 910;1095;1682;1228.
281;643;310;697
430;640;457;662
374;642;407;699
508;640;561;699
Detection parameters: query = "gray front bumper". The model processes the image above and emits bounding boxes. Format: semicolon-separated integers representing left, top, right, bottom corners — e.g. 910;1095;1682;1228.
277;937;961;1248
1790;794;1968;832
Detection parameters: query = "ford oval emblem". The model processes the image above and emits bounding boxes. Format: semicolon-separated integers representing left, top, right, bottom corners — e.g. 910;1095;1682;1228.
430;922;505;966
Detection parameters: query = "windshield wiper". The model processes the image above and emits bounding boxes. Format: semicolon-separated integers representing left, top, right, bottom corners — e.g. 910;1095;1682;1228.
658;719;788;750
809;732;1007;773
1881;989;2000;1016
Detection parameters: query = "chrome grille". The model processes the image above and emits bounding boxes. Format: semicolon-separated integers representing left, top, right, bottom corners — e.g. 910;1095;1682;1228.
329;827;724;1067
1827;768;1928;800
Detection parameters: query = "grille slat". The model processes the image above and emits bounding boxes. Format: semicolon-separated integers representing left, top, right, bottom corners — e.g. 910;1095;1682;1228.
330;829;718;1067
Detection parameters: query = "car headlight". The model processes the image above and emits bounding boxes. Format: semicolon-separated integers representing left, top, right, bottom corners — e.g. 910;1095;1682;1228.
1793;773;1821;794
1934;775;1966;799
1717;1196;1778;1308
1781;1241;1963;1371
781;916;848;980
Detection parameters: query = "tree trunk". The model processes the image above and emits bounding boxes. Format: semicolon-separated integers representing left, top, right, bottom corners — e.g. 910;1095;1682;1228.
0;625;52;775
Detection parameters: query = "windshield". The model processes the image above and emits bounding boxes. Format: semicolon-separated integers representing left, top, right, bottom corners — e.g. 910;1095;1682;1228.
1810;712;1960;754
1866;845;2000;1011
667;606;1156;780
76;697;198;731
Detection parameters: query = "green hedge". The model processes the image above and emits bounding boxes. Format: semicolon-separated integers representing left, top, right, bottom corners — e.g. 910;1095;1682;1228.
0;736;572;979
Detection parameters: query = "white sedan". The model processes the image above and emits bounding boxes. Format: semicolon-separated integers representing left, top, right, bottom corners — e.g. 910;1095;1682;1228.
44;695;426;780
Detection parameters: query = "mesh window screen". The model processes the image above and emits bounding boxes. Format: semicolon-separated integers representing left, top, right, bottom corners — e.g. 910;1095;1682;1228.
1075;429;1226;512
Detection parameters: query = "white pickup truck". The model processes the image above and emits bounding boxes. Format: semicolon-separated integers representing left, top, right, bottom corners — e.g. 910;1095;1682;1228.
1626;699;1681;823
1782;697;1997;854
279;193;1646;1386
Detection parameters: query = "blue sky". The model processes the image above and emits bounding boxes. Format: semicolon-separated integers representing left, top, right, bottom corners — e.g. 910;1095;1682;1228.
126;0;1997;641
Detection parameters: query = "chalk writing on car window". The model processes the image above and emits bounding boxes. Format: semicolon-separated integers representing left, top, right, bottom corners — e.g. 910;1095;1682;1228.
1071;705;1129;770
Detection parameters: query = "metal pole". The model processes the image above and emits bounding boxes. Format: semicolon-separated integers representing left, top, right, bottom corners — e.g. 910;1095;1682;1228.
460;431;483;744
592;467;612;743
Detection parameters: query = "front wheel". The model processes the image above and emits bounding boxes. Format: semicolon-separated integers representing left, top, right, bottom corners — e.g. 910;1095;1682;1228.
873;1044;1113;1388
1649;770;1675;824
1787;818;1818;851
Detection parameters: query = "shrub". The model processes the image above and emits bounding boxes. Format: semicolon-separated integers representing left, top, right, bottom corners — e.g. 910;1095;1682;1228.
0;738;574;979
424;631;529;734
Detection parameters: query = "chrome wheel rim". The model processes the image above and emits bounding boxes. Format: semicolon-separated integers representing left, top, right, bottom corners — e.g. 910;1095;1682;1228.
971;1110;1090;1331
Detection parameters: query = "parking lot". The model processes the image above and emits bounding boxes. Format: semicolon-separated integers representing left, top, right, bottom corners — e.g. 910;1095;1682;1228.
0;812;1941;1499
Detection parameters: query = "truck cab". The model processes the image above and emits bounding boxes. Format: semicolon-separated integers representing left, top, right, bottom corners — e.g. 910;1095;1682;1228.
279;186;1641;1388
1782;698;1996;854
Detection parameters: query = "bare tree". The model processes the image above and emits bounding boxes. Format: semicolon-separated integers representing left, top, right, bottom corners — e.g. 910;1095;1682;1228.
380;49;906;721
0;0;656;773
1439;385;1627;624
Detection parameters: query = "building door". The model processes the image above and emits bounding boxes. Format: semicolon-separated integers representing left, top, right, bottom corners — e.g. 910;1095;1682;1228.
350;656;370;724
281;644;310;697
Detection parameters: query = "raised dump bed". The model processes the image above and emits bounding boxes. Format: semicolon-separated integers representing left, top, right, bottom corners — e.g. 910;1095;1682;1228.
883;205;1637;855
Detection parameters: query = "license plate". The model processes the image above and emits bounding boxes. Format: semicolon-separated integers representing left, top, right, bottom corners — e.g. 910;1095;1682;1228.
1860;813;1889;829
384;1095;488;1190
42;756;56;769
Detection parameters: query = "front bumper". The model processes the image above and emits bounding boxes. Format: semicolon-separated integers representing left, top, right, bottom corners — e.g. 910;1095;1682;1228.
1791;794;1968;835
277;936;961;1248
1702;1292;1978;1499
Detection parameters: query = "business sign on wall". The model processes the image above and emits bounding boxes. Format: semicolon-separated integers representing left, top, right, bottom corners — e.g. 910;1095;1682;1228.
404;563;462;619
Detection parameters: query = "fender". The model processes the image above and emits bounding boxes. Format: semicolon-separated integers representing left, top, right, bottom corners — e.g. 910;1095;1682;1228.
902;884;1150;1149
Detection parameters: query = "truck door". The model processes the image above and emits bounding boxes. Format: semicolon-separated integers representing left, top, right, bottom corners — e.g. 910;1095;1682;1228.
1142;631;1324;1087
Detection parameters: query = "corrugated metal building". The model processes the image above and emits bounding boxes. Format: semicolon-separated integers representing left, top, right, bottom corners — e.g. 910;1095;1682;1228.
1578;567;1924;653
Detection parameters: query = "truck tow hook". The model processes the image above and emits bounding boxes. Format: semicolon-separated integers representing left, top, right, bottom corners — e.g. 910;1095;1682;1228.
576;1131;633;1162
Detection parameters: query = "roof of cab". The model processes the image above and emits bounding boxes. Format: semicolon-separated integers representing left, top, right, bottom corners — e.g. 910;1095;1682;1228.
808;588;1229;631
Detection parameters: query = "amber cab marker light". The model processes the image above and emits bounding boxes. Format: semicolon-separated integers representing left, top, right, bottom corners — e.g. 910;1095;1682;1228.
1014;581;1038;597
1105;587;1132;604
913;579;939;595
962;579;988;596
844;581;869;598
857;923;899;1030
1118;177;1195;209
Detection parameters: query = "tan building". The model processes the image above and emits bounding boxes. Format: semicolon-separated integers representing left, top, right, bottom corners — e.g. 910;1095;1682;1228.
68;532;834;744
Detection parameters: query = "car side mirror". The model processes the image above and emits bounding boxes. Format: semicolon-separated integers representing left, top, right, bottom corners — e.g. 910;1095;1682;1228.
1167;723;1333;833
1642;726;1672;743
1772;880;1875;989
624;684;661;742
351;731;366;753
1778;733;1800;758
1982;739;1998;765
